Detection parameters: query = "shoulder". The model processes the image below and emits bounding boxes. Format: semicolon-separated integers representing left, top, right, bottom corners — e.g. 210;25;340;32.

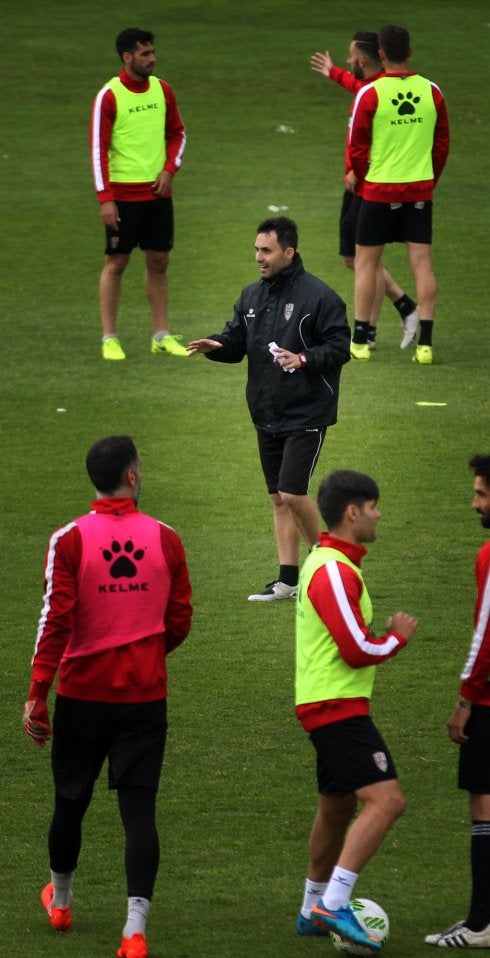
159;79;176;100
299;270;344;302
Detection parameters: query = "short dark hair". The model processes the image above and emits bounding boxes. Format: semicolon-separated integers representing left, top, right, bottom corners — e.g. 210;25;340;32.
317;469;380;529
116;28;155;59
86;435;138;494
469;455;490;486
352;31;381;66
378;25;411;63
256;216;298;251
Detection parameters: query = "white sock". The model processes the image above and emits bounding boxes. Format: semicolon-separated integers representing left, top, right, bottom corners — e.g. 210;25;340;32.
323;866;358;909
301;878;328;918
153;331;169;341
102;334;117;342
51;869;74;908
123;896;151;938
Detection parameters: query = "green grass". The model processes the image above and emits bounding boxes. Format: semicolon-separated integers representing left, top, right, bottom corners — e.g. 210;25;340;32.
1;1;490;956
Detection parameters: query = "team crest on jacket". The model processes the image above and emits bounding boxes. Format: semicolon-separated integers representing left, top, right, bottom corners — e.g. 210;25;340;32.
372;750;388;773
284;303;294;321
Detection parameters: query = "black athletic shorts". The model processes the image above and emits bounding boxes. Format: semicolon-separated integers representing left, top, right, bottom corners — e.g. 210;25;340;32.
458;705;490;793
104;196;174;255
51;695;168;800
256;426;327;496
310;716;398;796
356;198;433;246
339;190;363;258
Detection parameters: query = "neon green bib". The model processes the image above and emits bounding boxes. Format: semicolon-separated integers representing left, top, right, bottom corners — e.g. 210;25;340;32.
295;546;375;706
366;75;437;183
107;76;166;183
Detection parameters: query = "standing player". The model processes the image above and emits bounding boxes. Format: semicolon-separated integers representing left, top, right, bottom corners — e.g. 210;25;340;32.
23;435;192;958
425;455;490;948
294;470;417;950
91;27;188;360
349;25;450;365
311;35;419;359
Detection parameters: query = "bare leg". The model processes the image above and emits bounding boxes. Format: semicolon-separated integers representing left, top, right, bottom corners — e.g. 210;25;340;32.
307;793;357;883
407;242;436;320
278;491;321;550
145;250;170;334
383;268;405;304
336;779;406;874
99;253;130;336
354;244;384;324
270;492;301;565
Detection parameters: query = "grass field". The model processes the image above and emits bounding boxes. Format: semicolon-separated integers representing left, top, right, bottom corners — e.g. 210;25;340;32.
2;1;490;956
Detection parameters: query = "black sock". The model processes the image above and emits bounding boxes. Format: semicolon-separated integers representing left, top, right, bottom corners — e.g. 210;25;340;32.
279;564;298;587
393;294;416;320
367;325;377;344
467;822;490;931
352;321;369;344
418;320;433;346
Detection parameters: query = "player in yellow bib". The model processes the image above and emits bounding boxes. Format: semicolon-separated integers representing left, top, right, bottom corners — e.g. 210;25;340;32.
91;28;188;361
349;25;450;366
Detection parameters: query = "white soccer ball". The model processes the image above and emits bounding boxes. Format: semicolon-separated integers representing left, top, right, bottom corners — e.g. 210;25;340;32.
330;898;390;956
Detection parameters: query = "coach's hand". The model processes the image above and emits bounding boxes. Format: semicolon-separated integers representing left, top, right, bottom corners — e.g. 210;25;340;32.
186;339;223;355
23;699;52;747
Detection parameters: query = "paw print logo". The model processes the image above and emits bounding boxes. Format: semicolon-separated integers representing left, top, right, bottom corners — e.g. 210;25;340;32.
102;540;145;578
392;91;420;115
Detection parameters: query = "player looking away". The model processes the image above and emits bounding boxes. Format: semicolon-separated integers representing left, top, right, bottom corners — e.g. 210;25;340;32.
426;455;490;948
311;34;420;358
23;435;192;958
349;25;450;365
295;469;417;951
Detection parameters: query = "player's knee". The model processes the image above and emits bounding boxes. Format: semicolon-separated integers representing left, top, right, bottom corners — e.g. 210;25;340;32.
278;490;302;511
343;255;355;271
391;790;407;820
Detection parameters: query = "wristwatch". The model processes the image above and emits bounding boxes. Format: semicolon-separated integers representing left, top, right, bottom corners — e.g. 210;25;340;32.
298;353;308;369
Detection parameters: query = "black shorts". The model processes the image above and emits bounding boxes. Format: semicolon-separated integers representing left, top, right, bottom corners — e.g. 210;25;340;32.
310;716;398;796
51;695;168;800
104;197;174;255
256;427;327;496
356;199;433;246
458;705;490;793
339;190;362;258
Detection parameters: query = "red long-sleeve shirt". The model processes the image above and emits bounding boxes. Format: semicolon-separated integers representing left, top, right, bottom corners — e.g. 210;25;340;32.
349;71;450;202
30;498;192;704
296;533;406;731
328;65;384;179
91;69;186;203
459;541;490;704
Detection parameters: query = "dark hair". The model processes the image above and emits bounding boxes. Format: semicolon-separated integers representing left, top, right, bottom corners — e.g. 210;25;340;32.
317;469;380;529
86;435;138;494
352;31;381;65
256;216;298;251
116;28;155;59
469;455;490;486
378;25;410;63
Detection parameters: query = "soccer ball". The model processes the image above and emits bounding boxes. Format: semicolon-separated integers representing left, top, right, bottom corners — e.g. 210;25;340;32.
330;898;389;956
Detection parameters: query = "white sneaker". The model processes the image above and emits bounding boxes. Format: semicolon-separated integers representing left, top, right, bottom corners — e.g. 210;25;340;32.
400;308;420;349
425;920;490;947
248;580;297;602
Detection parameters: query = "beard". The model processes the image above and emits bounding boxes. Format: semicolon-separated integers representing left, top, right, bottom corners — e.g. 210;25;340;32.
480;515;490;529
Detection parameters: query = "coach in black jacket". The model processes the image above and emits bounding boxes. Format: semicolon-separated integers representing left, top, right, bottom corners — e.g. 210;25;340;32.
188;216;350;602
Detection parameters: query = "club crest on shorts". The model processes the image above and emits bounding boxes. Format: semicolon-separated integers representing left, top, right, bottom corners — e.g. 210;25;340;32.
284;303;294;321
372;750;388;773
111;236;119;250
